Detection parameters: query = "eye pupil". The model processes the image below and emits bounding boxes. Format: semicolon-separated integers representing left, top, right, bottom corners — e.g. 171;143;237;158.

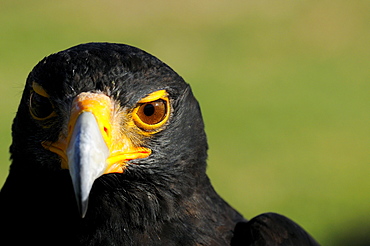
143;104;155;116
30;92;54;119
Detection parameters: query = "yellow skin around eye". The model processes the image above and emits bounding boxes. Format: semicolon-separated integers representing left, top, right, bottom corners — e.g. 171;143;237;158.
32;82;50;98
138;90;168;103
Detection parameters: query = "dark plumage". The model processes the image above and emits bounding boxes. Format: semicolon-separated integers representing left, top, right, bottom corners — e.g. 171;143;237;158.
0;43;319;245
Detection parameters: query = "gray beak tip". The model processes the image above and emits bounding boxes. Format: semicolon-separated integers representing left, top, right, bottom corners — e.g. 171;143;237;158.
78;197;89;218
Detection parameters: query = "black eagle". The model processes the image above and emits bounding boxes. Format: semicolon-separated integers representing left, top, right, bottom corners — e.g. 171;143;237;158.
0;43;319;246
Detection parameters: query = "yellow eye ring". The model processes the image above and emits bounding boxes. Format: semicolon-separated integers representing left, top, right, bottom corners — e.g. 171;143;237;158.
132;91;170;131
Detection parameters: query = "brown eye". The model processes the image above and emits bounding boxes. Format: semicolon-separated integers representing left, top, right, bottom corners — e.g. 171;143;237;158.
29;92;54;119
132;90;170;131
137;100;167;125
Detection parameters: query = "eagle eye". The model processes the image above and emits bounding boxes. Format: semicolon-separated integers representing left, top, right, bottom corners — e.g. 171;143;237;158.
133;99;169;131
29;91;54;120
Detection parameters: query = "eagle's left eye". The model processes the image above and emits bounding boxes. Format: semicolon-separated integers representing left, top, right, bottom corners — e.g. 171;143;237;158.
137;100;167;125
133;98;169;131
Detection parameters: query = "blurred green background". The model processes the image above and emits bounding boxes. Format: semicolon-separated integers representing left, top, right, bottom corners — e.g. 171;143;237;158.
0;0;369;245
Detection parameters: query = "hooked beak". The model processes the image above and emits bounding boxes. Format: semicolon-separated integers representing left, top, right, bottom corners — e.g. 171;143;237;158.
67;111;108;217
43;92;151;217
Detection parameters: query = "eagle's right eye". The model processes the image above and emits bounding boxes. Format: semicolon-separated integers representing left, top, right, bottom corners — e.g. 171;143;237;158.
29;91;54;120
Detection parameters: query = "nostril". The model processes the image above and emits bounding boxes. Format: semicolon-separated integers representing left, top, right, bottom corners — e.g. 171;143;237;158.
104;126;109;137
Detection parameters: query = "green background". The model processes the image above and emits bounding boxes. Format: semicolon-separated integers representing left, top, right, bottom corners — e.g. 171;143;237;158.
1;1;369;245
